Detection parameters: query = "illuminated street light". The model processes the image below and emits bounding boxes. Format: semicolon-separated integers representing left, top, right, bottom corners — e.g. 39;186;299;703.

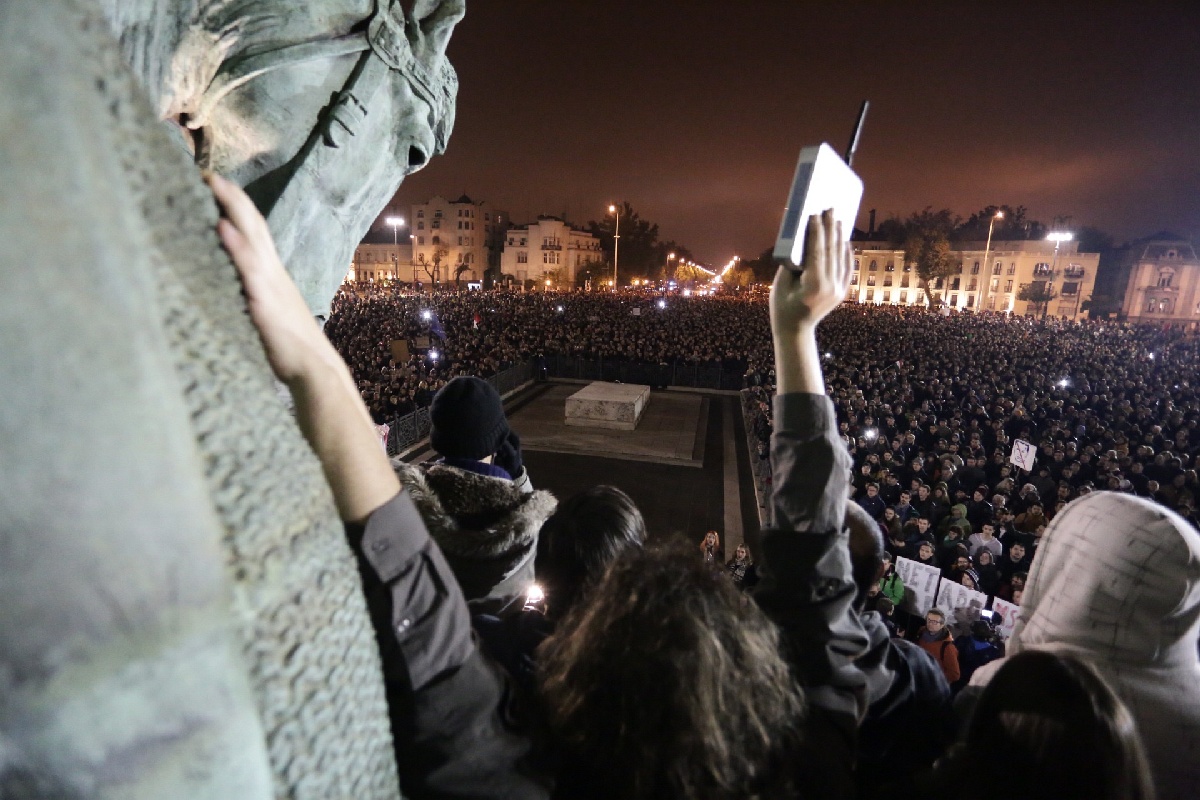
980;210;1004;310
608;203;621;288
385;215;405;245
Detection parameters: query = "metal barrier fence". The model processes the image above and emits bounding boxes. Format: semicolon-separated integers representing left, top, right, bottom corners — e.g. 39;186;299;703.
385;360;534;456
541;354;746;391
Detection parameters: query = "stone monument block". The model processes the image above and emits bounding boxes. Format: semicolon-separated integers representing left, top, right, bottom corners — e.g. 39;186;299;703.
565;382;651;430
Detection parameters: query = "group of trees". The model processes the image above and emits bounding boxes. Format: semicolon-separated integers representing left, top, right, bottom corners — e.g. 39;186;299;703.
584;202;695;283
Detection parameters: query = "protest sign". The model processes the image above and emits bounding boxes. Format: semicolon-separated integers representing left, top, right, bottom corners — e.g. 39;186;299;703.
894;556;941;617
1010;438;1036;472
990;597;1021;640
935;580;989;637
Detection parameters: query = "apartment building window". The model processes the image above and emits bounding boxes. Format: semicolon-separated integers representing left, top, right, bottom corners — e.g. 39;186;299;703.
993;260;1002;275
916;291;925;303
851;273;859;285
866;289;875;302
885;262;895;272
967;295;975;307
1004;279;1013;293
431;221;440;229
1158;271;1174;288
990;278;999;291
899;291;908;303
869;260;878;271
883;291;891;302
972;261;980;274
950;294;958;306
854;259;860;270
457;236;462;246
1061;281;1079;296
867;275;876;286
934;277;944;289
956;262;964;274
988;297;996;310
417;210;424;218
900;276;910;288
951;277;961;290
417;236;424;245
883;276;893;287
1007;262;1016;275
967;278;977;291
517;252;527;263
431;236;440;245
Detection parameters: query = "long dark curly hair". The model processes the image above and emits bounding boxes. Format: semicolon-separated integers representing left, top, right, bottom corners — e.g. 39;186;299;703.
537;539;805;799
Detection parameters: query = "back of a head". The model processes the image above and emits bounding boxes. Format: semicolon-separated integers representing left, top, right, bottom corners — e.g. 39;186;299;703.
845;502;885;610
945;651;1154;800
537;539;804;800
535;485;646;616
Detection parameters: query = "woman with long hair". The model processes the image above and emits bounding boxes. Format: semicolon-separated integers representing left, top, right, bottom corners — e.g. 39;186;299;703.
699;529;724;567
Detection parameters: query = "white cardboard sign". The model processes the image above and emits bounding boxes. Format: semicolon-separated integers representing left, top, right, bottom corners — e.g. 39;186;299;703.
894;556;942;617
1010;438;1037;472
935;580;989;637
990;597;1021;640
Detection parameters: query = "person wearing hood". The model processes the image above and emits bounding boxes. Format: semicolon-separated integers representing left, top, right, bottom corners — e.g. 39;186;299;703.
967;491;1200;800
393;376;557;605
938;503;973;538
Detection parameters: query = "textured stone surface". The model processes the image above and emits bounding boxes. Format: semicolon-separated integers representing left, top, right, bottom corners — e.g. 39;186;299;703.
565;382;651;431
0;0;440;797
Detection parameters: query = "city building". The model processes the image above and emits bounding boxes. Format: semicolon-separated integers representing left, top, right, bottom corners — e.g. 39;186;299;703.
1119;235;1200;327
350;195;508;284
410;194;504;284
847;239;1100;320
499;216;604;286
348;242;413;283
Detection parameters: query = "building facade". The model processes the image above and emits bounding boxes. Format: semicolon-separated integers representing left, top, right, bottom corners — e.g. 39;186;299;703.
848;240;1100;320
349;242;413;283
1119;237;1200;327
499;216;603;286
410;194;505;284
350;194;509;284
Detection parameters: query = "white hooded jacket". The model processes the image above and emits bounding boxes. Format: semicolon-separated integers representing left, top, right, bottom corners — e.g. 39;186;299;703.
970;491;1200;800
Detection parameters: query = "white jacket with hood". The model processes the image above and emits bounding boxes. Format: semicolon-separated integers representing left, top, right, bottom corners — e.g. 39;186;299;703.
970;491;1200;800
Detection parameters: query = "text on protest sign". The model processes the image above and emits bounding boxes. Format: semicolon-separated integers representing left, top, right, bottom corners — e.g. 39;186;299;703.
990;597;1021;640
894;556;941;617
1010;438;1036;472
935;580;989;637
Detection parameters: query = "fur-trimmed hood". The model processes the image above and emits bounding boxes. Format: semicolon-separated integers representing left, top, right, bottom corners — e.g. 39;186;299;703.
393;460;556;601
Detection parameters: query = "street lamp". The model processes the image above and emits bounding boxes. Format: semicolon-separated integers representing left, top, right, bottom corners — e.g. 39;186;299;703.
1047;230;1074;319
980;210;1003;312
608;203;621;289
385;215;405;245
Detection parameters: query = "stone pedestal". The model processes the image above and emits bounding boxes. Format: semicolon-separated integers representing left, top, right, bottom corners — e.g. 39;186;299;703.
565;382;650;430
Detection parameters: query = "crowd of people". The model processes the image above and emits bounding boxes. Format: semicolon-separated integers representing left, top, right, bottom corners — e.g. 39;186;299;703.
221;174;1200;800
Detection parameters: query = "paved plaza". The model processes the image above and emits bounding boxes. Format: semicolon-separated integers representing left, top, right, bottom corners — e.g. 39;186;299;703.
406;381;760;551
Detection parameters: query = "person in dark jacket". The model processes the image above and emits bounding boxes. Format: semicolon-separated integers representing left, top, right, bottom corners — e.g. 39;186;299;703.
211;173;545;798
539;210;873;799
952;619;1004;693
846;496;956;798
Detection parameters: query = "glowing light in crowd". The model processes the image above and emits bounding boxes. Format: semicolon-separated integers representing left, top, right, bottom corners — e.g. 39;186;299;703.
420;309;432;321
682;288;692;297
429;349;439;361
1149;352;1156;360
657;299;667;309
525;583;545;605
864;428;878;441
1058;378;1070;387
556;305;564;313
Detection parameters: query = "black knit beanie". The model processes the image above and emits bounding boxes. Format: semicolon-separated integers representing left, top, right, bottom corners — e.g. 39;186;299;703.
429;376;510;460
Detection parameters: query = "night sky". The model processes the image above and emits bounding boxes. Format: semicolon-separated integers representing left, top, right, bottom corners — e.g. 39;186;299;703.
387;1;1200;264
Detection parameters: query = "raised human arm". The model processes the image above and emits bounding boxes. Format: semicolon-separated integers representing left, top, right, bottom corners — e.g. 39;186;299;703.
208;173;398;524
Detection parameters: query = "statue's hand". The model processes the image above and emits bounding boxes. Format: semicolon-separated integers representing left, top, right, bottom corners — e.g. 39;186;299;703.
208;173;337;386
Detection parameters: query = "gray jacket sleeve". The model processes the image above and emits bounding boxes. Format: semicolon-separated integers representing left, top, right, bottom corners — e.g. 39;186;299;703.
348;492;548;800
751;393;871;798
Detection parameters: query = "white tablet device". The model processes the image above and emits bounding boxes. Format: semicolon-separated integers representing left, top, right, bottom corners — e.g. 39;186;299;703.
773;142;863;268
